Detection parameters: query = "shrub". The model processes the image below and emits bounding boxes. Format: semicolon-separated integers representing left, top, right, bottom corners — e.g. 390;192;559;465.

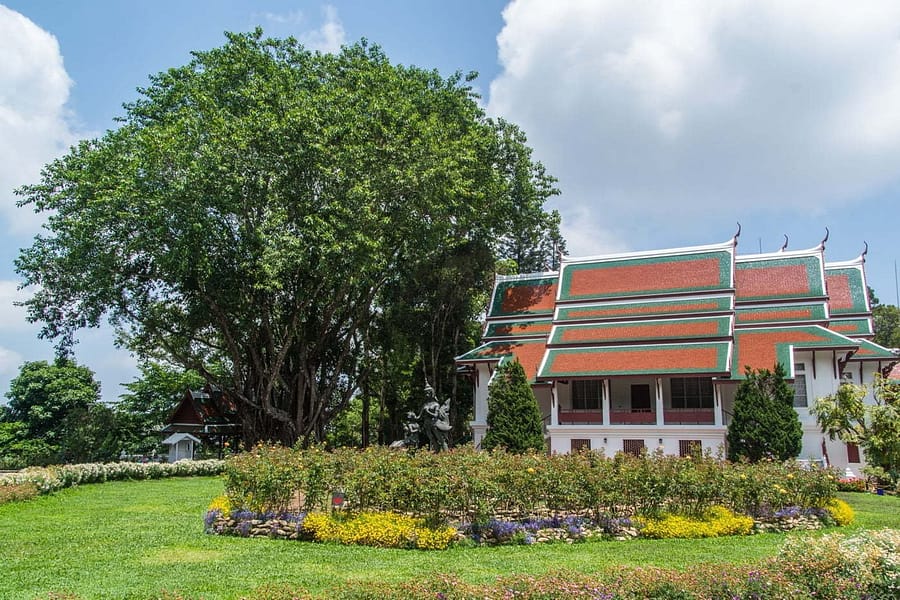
300;511;456;550
0;459;223;498
727;365;802;462
0;482;39;505
482;359;545;453
637;506;754;539
824;497;855;526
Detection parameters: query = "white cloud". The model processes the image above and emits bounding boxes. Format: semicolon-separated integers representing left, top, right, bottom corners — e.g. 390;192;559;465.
0;345;22;375
489;0;900;255
0;280;37;332
0;5;77;235
299;5;346;54
256;5;346;54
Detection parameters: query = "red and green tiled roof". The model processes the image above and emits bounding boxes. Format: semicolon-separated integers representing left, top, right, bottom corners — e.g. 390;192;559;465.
846;339;897;361
825;265;869;315
735;303;828;326
488;273;558;318
455;339;548;382
828;318;874;337
549;316;731;346
484;318;553;340
732;326;858;378
558;248;733;302
735;255;825;303
538;342;732;379
555;295;733;322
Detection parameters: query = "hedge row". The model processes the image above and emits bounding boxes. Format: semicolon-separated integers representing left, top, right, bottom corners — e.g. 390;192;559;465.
0;459;224;501
223;445;838;524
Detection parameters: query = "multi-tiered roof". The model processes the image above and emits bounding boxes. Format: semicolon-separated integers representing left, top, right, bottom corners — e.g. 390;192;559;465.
458;233;896;383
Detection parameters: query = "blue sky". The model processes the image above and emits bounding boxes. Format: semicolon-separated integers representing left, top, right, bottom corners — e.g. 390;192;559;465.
1;1;899;402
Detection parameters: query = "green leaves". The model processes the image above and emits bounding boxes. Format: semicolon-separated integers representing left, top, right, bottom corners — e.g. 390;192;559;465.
483;359;545;453
726;365;803;462
15;31;561;445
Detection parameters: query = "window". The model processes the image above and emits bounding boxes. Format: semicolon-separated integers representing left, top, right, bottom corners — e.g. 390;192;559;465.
631;384;652;411
792;363;808;407
847;443;860;464
571;438;591;452
670;378;714;409
679;440;702;458
572;380;602;410
623;439;645;457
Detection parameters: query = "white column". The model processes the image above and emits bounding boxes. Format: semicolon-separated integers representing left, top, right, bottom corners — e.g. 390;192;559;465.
602;379;611;426
550;382;559;426
655;377;664;426
714;383;723;426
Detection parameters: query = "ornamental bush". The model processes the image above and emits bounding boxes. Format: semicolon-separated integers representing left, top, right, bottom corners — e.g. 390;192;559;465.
222;445;841;528
300;511;456;550
0;459;224;501
727;365;803;462
637;506;754;539
482;359;545;453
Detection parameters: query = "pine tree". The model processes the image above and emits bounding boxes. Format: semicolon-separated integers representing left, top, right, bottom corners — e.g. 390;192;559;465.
727;364;803;462
482;359;545;453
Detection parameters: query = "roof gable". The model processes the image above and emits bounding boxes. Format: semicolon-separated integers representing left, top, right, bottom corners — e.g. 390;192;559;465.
735;251;825;303
558;241;735;302
488;273;558;318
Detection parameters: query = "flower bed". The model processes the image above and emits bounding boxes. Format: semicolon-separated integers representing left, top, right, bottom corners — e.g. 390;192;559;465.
223;444;841;522
0;459;224;503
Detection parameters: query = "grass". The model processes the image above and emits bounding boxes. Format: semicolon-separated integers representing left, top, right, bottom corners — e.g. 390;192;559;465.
0;478;897;600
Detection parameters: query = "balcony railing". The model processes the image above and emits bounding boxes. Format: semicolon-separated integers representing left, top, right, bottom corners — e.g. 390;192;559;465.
663;408;715;425
558;409;603;425
609;408;655;425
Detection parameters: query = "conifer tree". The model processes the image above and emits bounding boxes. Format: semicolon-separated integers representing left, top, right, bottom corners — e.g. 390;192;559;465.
727;364;802;462
482;359;545;453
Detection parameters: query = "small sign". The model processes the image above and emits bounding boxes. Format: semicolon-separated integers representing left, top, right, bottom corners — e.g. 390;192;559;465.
331;491;345;507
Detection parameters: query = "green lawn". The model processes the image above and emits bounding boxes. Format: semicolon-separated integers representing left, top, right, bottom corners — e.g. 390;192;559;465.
0;477;897;600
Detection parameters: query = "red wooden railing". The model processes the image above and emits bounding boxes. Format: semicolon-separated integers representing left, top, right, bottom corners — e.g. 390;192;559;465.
558;410;604;424
609;409;656;425
663;408;715;424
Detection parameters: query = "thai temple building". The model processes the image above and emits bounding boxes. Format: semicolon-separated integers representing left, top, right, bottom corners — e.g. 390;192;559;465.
456;231;898;472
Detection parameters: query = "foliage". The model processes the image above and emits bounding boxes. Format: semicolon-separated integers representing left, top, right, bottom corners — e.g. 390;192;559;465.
482;359;545;453
0;358;124;465
0;459;223;498
15;31;561;448
727;365;803;462
813;375;900;488
222;444;839;525
870;287;900;349
0;482;38;504
0;421;56;469
300;511;457;550
637;506;754;538
825;497;856;526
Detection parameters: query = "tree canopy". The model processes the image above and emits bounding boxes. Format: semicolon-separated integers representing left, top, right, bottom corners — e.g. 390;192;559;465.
726;365;802;462
1;358;114;465
15;31;561;445
812;375;900;487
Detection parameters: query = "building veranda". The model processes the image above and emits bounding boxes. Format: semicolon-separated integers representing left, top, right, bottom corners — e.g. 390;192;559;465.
457;232;898;473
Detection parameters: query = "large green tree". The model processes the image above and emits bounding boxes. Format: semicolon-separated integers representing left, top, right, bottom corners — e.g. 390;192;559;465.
15;31;560;445
726;364;803;462
482;359;545;453
2;358;109;464
812;375;900;486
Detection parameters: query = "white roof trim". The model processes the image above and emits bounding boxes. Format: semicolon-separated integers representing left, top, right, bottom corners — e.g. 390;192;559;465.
561;238;736;266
